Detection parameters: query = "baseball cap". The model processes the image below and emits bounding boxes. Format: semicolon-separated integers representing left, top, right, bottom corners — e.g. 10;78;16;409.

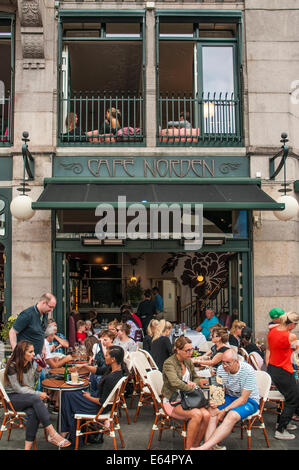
269;308;285;319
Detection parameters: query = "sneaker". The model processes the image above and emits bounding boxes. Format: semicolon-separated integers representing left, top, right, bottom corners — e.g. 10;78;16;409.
287;423;297;431
275;430;296;440
276;423;297;431
212;444;227;450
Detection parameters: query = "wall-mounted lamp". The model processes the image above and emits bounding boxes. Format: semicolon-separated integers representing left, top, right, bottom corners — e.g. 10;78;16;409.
10;132;35;221
270;133;299;221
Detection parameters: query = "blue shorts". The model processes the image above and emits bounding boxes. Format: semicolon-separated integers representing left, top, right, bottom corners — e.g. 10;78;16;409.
218;395;259;420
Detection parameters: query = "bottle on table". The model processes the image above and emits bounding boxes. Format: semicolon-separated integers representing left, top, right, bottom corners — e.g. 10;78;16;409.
64;363;70;382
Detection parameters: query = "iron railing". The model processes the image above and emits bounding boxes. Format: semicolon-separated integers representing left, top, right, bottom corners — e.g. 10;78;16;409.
158;92;242;146
59;91;145;145
0;93;12;146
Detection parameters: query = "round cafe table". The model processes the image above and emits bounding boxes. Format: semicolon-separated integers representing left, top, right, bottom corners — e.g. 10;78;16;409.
42;377;89;439
49;366;90;378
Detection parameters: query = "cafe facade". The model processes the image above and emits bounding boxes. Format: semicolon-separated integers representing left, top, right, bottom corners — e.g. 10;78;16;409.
0;0;298;339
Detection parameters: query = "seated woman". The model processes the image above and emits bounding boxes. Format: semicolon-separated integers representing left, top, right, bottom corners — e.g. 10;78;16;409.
120;309;141;341
229;320;246;348
142;319;159;353
86;107;121;141
4;340;71;449
113;322;138;353
162;336;210;450
62;112;86;142
194;327;230;370
85;320;95;337
150;319;173;371
60;345;128;445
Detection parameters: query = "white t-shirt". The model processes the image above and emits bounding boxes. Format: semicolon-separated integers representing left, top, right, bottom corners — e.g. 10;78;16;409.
44;339;53;360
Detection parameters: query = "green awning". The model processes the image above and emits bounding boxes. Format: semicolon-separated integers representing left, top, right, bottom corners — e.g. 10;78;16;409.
32;180;284;211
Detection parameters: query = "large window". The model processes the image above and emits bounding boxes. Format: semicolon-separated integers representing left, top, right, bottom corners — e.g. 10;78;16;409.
157;14;243;146
58;13;145;146
0;15;14;146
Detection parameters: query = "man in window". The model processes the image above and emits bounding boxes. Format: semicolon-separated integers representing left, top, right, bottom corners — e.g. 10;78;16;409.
196;309;219;340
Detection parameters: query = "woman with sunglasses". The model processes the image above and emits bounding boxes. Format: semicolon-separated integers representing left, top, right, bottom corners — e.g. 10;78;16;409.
113;322;137;353
195;327;230;370
162;336;210;450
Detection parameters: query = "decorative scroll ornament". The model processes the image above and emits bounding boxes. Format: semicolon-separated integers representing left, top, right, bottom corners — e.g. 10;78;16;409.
218;162;241;175
60;162;84;175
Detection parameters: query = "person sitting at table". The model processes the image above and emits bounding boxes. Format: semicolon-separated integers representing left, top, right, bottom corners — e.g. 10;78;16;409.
60;345;128;446
121;309;142;341
162;336;210;450
76;330;116;395
47;319;69;354
228;320;246;348
107;319;119;336
194;327;230;370
44;325;73;369
4;340;71;449
85;320;95;337
84;336;99;362
191;348;260;450
195;309;219;340
113;322;138;353
76;320;87;344
150;319;173;371
240;326;264;360
142;319;159;353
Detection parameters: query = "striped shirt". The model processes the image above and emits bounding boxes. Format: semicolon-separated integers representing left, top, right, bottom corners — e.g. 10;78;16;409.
217;361;259;404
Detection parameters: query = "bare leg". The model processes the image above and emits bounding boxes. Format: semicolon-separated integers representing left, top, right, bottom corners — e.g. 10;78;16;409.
195;411;240;450
170;406;204;450
193;409;210;447
24;441;34;450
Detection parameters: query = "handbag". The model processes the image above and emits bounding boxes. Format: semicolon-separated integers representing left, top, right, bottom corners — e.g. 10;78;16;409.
180;386;209;410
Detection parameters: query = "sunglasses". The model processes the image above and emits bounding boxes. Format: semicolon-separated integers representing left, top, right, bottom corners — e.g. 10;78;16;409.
183;348;193;353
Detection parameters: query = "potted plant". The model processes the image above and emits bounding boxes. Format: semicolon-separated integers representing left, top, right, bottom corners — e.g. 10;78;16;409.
125;281;143;307
0;314;17;343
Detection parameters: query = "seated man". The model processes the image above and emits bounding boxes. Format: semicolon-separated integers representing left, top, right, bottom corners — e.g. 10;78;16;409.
196;309;219;340
191;349;260;450
48;319;69;354
44;325;72;369
167;111;192;129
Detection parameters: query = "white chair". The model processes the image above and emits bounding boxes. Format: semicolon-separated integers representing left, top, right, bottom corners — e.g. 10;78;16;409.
248;352;264;371
239;347;250;362
237;370;271;450
74;376;127;450
129;351;155;422
139;349;159;370
0;369;47;449
237;354;245;362
146;369;187;450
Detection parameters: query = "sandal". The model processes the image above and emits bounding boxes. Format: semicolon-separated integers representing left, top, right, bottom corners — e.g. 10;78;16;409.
48;432;71;448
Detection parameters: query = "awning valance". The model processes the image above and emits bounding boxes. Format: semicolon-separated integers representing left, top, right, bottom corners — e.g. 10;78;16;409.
32;179;284;211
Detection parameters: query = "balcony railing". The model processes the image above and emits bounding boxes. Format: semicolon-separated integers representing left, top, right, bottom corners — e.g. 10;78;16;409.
0;93;12;146
158;92;242;146
58;91;145;146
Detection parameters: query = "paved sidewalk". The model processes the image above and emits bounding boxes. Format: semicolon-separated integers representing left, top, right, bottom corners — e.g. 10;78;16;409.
0;398;299;452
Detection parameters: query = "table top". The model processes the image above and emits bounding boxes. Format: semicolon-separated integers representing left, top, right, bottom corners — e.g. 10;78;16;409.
42;378;89;391
49;366;90;377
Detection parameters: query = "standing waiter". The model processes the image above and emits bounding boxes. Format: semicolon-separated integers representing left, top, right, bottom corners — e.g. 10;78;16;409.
137;289;157;335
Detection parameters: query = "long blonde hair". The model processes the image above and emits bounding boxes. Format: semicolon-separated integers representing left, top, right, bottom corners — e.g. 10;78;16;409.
152;319;172;341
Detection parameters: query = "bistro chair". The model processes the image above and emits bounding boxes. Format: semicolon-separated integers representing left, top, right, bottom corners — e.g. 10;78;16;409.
248;352;264;371
236;370;271;450
146;369;187;450
138;349;159;370
117;374;131;425
130;351;155;422
0;369;47;449
74;376;127;450
265;386;285;422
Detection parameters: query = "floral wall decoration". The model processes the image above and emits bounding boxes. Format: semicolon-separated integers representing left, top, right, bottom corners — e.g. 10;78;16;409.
161;252;233;300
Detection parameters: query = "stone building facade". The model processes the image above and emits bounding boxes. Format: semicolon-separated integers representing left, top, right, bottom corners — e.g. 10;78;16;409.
0;0;298;339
